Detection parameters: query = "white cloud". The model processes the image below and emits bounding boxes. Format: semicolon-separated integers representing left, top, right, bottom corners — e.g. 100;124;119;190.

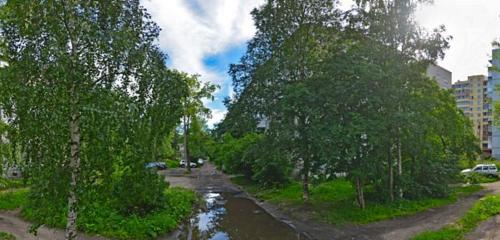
141;0;265;84
141;0;264;127
207;108;227;128
415;0;500;82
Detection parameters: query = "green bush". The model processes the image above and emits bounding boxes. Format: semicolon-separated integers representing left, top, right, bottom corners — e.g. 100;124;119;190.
462;173;498;184
214;133;292;187
22;187;196;240
165;159;179;168
246;138;292;187
112;171;168;216
214;133;262;177
0;232;16;240
0;178;25;191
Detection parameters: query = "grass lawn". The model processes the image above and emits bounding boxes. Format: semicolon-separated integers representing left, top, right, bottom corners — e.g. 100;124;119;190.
0;188;29;210
0;187;195;240
232;177;483;224
411;194;500;240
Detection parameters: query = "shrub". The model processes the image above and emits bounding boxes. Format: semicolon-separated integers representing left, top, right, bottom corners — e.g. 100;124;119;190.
248;141;292;187
22;187;196;240
165;159;179;168
213;133;261;176
0;178;25;190
462;172;497;184
0;232;16;240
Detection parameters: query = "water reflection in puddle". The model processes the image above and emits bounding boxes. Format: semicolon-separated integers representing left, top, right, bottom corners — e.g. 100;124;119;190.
183;192;301;240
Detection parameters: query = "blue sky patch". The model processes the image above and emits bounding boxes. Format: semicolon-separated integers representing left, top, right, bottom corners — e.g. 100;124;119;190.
203;44;247;111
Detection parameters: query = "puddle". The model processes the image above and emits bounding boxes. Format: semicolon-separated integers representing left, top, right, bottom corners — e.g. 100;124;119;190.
182;192;302;240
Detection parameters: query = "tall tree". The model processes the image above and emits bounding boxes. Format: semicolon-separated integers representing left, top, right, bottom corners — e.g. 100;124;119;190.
348;0;451;201
0;1;173;238
225;0;341;202
177;72;217;173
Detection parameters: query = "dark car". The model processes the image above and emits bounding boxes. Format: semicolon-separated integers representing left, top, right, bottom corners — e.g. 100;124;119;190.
145;162;167;170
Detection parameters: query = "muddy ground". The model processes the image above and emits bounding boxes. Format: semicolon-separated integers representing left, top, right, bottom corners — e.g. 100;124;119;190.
164;164;500;240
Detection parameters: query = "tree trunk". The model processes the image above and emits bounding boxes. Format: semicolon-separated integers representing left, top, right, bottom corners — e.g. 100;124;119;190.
152;135;157;163
65;101;81;240
183;117;191;173
397;136;403;199
388;145;394;202
302;169;310;202
302;155;310;202
355;177;365;209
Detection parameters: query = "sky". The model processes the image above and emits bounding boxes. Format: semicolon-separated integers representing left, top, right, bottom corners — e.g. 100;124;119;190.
141;0;500;127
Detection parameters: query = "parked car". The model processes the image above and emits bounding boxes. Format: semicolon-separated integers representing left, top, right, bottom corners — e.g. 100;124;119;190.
197;158;205;166
145;162;167;170
461;164;498;177
179;160;197;168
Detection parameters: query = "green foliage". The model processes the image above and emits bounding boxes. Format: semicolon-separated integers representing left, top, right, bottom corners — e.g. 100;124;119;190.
188;117;214;160
0;178;25;191
212;132;291;186
213;133;261;175
0;188;28;210
0;0;190;235
462;173;498;184
158;132;177;162
412;195;500;240
178;72;218;172
22;188;195;240
234;177;482;224
0;232;16;240
246;137;292;187
165;159;179;169
218;0;477;206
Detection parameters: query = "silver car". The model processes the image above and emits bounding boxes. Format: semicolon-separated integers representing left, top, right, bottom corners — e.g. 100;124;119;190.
461;164;498;177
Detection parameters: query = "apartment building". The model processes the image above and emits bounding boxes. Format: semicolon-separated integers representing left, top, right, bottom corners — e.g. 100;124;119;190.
488;48;500;158
427;64;452;89
453;75;490;155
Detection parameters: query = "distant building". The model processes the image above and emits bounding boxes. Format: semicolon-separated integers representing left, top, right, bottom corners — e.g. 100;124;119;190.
488;48;500;158
427;64;452;89
453;75;490;155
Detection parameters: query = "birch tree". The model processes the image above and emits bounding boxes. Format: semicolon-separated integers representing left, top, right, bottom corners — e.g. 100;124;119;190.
0;1;166;238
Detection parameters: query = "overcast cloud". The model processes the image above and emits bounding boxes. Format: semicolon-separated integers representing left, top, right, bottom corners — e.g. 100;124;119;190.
416;0;500;82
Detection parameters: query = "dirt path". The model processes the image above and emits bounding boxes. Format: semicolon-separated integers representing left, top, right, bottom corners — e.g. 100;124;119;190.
466;215;500;240
164;164;500;240
0;210;106;240
463;181;500;240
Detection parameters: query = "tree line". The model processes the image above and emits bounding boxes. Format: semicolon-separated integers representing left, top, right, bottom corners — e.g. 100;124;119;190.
214;0;479;208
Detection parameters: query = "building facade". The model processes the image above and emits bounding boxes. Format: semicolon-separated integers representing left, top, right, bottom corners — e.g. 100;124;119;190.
488;48;500;158
427;64;452;89
453;75;490;155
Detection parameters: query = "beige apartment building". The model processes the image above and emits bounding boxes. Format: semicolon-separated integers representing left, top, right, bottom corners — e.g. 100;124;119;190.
452;75;490;155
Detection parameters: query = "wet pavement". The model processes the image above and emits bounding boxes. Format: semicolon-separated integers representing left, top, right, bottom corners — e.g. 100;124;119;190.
181;192;301;240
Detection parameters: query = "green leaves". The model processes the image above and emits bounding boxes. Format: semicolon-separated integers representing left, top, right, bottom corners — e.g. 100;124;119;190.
219;0;475;205
0;0;192;236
